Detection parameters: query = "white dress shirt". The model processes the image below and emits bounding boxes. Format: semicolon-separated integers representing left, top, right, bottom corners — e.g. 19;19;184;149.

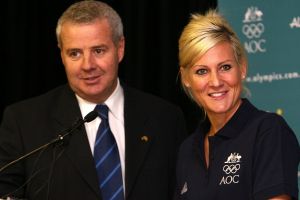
76;79;125;189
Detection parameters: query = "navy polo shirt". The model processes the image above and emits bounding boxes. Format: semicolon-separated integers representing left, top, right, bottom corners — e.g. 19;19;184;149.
175;99;300;200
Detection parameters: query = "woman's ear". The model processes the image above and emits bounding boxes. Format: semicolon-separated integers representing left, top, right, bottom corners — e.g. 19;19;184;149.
240;59;247;80
180;67;190;87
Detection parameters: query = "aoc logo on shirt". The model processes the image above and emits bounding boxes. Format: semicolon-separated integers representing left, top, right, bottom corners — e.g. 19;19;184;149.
219;152;242;185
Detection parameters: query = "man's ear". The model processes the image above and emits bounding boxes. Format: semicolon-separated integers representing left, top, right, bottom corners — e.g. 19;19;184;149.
117;37;125;63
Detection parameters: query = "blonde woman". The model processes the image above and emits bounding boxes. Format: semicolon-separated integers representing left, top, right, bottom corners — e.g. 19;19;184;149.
175;10;299;200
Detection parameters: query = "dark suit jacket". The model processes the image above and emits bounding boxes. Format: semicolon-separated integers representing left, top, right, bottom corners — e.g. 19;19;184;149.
0;84;186;200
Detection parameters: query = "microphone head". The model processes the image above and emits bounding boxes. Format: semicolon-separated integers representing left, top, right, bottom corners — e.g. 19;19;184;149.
84;110;98;123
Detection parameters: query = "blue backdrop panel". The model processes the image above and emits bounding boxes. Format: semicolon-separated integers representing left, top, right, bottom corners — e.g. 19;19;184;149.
218;0;300;197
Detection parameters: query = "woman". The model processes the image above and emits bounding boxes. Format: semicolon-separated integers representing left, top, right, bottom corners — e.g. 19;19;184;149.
175;10;299;200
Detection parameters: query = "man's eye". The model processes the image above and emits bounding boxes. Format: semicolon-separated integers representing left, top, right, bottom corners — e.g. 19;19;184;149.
68;51;81;59
196;68;207;75
94;48;104;55
221;64;232;71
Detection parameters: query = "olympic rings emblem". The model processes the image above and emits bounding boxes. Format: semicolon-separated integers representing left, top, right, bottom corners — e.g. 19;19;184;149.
223;164;240;174
242;23;264;39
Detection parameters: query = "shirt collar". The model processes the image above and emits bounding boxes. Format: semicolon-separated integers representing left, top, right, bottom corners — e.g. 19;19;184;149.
76;78;124;123
196;98;258;139
104;79;124;123
217;98;258;139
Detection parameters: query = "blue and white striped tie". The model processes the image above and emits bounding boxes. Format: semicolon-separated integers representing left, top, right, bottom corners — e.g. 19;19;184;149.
94;104;124;200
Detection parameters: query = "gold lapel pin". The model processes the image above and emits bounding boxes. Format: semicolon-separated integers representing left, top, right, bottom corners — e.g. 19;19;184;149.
141;136;149;142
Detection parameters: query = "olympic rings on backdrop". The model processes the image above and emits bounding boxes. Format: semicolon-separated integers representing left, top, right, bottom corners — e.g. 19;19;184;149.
242;23;264;39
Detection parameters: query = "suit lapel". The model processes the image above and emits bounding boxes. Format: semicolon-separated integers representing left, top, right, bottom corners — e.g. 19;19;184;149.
51;84;156;198
50;85;101;198
123;86;154;198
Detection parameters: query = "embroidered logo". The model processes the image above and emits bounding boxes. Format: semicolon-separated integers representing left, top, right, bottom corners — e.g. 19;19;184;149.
224;152;242;163
219;152;242;185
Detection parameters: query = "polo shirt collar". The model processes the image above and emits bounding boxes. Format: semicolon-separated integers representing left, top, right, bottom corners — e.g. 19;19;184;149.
215;98;257;139
192;99;258;165
196;98;257;139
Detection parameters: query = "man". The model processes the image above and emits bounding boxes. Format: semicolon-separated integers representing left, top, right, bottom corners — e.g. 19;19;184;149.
0;1;186;199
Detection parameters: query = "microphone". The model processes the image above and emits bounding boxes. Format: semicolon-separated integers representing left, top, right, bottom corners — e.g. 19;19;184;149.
83;110;98;123
0;110;98;173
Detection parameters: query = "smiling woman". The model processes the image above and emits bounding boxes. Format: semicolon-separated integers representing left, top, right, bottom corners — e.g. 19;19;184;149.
180;41;246;125
174;9;300;200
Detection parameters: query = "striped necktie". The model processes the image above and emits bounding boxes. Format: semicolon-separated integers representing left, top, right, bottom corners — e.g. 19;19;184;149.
94;104;124;200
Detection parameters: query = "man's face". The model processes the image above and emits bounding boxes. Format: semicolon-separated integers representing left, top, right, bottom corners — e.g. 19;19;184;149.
60;19;124;103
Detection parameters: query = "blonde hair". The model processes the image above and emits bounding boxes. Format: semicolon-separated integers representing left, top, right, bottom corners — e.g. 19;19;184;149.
56;0;123;47
178;10;248;100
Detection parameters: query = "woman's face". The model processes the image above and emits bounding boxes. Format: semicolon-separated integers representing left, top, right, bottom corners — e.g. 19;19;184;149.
181;41;247;120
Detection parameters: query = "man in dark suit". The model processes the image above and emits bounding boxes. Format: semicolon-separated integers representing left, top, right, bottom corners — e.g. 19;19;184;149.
0;1;186;199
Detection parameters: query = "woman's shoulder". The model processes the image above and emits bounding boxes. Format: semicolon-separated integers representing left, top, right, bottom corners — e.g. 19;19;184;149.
242;99;293;134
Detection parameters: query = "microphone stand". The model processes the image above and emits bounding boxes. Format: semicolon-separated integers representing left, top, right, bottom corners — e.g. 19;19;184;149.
0;110;98;173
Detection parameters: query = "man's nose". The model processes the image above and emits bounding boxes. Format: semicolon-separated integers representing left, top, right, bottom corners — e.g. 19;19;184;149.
82;53;95;70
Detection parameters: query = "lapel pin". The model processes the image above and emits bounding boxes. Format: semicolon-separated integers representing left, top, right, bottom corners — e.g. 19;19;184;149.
181;182;188;195
141;135;149;142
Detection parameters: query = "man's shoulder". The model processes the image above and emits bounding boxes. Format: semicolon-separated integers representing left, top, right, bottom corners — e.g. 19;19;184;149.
6;84;72;111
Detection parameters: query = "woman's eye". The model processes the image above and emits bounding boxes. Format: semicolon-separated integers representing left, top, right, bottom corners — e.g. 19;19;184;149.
221;64;232;71
195;68;207;75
